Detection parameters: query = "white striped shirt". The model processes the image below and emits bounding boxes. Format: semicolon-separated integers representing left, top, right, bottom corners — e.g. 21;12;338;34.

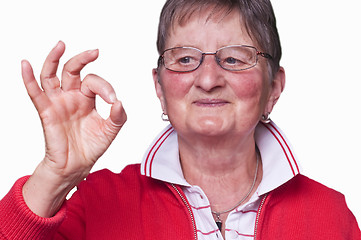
141;121;301;239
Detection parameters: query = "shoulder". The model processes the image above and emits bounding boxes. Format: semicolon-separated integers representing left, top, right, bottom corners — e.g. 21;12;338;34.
267;174;359;224
78;164;143;190
76;164;168;197
270;174;346;208
276;174;341;195
85;164;142;182
261;175;361;238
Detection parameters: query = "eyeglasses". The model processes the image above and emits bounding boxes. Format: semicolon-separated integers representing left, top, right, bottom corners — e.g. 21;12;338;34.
158;45;272;73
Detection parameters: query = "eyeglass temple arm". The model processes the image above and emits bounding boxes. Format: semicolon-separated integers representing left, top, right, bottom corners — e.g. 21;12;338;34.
257;52;273;59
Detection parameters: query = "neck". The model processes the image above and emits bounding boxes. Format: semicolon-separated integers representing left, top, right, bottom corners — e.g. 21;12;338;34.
179;131;257;176
178;132;263;211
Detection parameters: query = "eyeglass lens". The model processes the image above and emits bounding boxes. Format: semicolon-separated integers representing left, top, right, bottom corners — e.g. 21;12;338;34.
162;46;258;72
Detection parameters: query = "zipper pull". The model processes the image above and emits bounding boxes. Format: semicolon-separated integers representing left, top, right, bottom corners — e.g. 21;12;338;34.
215;213;222;231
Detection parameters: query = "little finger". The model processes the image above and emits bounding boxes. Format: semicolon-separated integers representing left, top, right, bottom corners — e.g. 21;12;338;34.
21;60;50;113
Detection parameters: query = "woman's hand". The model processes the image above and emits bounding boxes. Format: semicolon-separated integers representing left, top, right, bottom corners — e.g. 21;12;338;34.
21;41;127;217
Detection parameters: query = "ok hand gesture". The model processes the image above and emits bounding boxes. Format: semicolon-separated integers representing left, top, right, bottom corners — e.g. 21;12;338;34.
21;41;127;217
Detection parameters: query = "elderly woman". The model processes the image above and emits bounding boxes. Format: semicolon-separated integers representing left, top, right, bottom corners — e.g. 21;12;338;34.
0;0;359;239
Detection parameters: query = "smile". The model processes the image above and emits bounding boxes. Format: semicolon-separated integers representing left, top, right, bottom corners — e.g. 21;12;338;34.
193;99;229;107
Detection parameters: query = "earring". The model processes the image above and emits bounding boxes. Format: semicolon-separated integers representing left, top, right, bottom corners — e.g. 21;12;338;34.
261;112;271;124
161;113;169;122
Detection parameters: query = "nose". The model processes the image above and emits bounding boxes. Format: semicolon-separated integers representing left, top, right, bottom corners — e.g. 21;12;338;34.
193;54;226;92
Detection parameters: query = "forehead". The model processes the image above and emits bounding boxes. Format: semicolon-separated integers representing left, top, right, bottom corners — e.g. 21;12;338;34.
166;8;254;50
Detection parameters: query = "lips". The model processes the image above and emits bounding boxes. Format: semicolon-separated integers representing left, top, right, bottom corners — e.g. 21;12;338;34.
193;98;229;107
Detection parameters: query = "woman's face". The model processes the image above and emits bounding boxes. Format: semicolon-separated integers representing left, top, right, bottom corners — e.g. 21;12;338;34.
153;10;284;139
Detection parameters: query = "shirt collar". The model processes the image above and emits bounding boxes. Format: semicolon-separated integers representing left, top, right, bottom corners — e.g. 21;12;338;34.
140;120;301;195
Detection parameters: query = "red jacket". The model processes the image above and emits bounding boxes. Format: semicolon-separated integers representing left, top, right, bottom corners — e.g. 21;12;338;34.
0;164;360;239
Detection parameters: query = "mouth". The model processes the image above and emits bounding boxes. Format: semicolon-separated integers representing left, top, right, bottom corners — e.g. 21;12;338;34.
193;98;229;107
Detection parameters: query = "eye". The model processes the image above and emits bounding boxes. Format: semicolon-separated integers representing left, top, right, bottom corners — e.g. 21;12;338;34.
224;57;238;64
223;57;246;66
163;47;201;71
179;56;192;64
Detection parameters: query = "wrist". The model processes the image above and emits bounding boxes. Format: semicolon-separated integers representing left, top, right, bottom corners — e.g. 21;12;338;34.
22;160;85;218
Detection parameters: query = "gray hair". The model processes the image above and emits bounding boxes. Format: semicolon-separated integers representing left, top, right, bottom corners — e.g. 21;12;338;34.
156;0;282;79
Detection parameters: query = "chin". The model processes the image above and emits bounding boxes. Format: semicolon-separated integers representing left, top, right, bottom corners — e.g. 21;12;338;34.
187;116;229;137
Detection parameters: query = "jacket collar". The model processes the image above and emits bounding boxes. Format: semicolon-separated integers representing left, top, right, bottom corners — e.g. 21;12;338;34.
141;120;301;196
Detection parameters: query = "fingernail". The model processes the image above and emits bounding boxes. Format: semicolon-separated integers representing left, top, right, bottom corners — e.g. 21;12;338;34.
87;49;99;54
109;93;117;103
21;60;29;69
53;40;61;49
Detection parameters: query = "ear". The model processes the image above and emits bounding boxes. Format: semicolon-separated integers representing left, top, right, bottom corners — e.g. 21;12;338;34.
264;67;286;114
152;68;167;114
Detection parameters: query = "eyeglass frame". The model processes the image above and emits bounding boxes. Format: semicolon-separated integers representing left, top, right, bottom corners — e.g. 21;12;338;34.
157;45;273;73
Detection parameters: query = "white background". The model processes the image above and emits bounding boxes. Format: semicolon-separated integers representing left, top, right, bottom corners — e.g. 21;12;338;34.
0;0;359;223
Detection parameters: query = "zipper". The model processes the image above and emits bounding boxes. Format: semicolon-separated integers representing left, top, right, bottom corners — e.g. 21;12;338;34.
254;194;268;240
171;184;197;240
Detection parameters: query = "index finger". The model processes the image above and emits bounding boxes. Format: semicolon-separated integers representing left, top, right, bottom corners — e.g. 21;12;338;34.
61;49;99;91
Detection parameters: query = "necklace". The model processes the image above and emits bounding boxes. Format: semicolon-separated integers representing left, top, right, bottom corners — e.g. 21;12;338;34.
211;153;259;232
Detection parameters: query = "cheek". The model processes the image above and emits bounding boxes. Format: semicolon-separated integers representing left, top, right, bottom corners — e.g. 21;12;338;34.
160;71;193;101
230;71;264;100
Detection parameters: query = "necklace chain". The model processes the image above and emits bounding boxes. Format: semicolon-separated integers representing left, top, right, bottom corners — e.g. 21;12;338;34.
211;153;259;219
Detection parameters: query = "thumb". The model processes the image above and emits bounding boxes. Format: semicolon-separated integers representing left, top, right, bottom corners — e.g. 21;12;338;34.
106;100;127;132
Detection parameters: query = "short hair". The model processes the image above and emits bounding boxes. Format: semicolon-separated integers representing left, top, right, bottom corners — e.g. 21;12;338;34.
156;0;282;79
